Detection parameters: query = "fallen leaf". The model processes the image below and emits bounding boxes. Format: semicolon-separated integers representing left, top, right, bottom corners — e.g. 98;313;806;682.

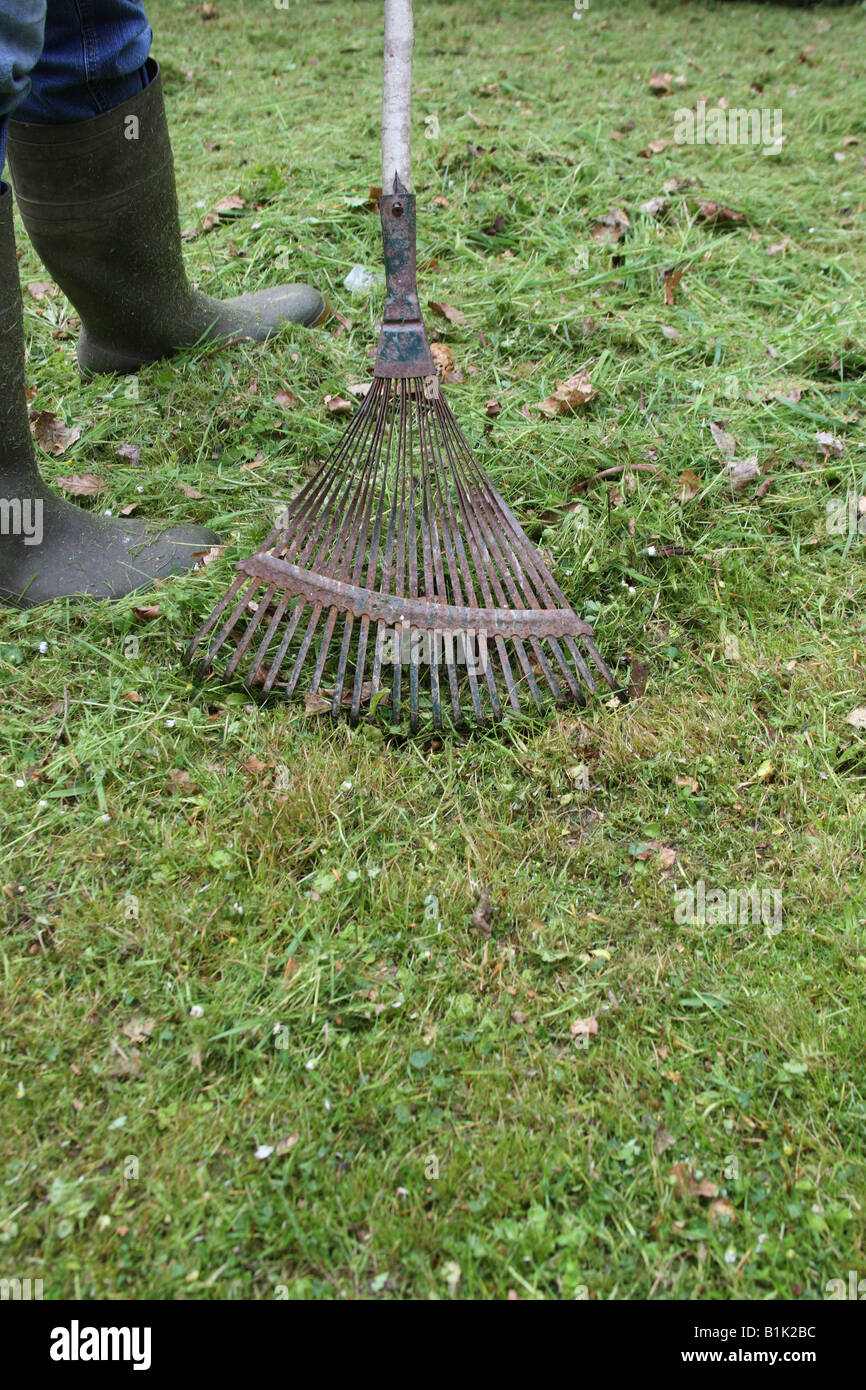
254;1145;274;1161
55;473;105;497
816;431;844;459
710;422;737;459
710;1198;738;1224
115;443;141;465
27;281;54;301
661;324;680;340
167;769;196;794
325;395;353;414
639;138;669;157
640;196;669;219
766;238;791;256
846;707;866;730
243;756;269;775
537;369;597;416
275;1133;299;1156
133;604;161;620
653;1127;675;1156
570;1016;599;1038
178;482;204;499
121;1015;155;1044
122;691;143;704
690;199;745;226
662;267;683;306
470;888;494;937
214;194;244;213
669;1162;719;1200
723;455;760;491
29;410;82;456
591;207;630;244
275;389;299;410
675;774;699;793
628;659;651;700
429;300;468;327
486;397;502;418
649;72;673;95
430;341;455;378
119;502;139;516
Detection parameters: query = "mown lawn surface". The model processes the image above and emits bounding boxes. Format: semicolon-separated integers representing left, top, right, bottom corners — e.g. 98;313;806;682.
1;0;864;1300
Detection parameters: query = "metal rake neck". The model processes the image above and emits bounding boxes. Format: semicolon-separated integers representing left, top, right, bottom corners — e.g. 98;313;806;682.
374;177;435;379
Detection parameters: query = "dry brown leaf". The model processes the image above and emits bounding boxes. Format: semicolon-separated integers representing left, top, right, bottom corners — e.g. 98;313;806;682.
55;473;105;497
27;281;54;301
178;482;204;500
710;422;737;458
591;207;630;244
429;300;468;327
214;194;245;213
691;199;745;226
116;443;141;465
653;1127;675;1156
470;888;494;937
133;604;160;620
669;1162;719;1200
324;395;353;414
275;389;298;410
167;769;196;794
537;369;597;417
639;138;669;157
243;756;269;775
640;196;669;219
30;410;82;456
816;431;844;459
486;398;502;418
724;455;760;491
766;238;791;256
570;1016;599;1038
121;1016;155;1044
710;1198;738;1224
662;267;683;306
649;72;673;95
430;341;455;378
846;707;866;730
122;691;143;704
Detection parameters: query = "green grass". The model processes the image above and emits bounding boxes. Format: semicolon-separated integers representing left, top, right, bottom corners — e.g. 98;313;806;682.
2;0;865;1300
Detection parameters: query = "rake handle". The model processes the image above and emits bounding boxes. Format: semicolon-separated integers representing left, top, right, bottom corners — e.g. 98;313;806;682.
382;0;414;192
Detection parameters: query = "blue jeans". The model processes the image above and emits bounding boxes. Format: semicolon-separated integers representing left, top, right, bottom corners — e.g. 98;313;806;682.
0;1;151;180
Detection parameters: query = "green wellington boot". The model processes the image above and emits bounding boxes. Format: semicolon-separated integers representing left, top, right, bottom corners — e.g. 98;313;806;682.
0;186;217;608
6;59;328;376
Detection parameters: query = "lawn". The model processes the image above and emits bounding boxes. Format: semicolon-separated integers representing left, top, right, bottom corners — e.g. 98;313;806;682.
1;0;864;1300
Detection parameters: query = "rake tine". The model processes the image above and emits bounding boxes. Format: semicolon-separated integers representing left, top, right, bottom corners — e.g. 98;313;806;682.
283;604;324;700
185;572;247;666
262;601;306;695
224;584;278;678
244;591;294;690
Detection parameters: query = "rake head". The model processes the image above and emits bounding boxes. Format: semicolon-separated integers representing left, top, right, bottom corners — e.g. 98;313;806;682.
185;184;616;729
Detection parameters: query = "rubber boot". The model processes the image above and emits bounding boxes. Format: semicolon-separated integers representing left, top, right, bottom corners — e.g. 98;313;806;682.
6;59;328;376
0;185;218;608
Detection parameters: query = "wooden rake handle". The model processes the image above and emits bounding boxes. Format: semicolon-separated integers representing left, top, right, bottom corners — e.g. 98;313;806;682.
382;0;414;192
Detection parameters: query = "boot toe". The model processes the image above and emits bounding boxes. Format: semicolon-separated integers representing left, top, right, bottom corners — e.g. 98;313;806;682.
224;284;330;336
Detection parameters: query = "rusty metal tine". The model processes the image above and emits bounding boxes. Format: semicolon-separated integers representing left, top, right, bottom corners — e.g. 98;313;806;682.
283;604;324;700
529;638;565;703
186;572;247;664
244;591;294;688
332;613;354;716
564;635;599;693
582;633;617;690
546;637;583;703
310;606;339;695
224;584;278;678
203;577;262;667
262;601;306;695
351;615;371;722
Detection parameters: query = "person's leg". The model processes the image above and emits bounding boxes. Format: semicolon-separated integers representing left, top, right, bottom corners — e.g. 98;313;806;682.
0;184;217;607
6;4;328;376
14;0;150;124
0;2;47;174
